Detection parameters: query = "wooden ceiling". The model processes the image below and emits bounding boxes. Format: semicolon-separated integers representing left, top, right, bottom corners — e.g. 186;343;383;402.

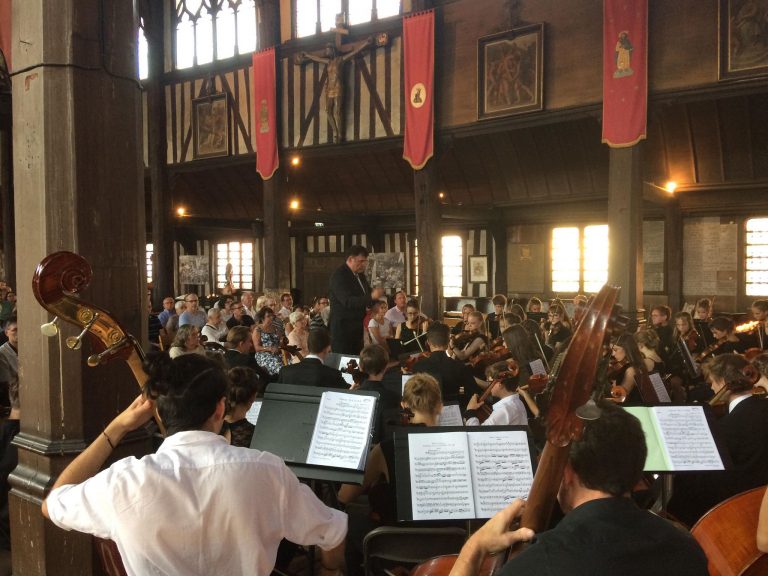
166;92;768;226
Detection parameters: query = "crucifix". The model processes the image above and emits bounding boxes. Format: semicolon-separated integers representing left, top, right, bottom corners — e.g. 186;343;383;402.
296;15;388;143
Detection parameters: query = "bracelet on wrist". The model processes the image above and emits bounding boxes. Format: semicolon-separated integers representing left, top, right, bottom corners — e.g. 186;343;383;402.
102;430;115;450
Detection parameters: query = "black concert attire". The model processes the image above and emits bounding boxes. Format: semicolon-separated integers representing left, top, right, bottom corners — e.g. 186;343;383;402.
358;378;401;445
611;362;642;405
222;350;270;382
653;325;676;364
411;351;481;404
499;497;708;576
0;418;19;552
398;323;426;353
328;263;375;355
486;312;501;340
450;322;466;336
277;357;348;389
712;339;748;356
228;418;255;448
545;323;572;351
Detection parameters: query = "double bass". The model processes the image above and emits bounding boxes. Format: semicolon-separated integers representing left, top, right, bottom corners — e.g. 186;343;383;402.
412;285;622;576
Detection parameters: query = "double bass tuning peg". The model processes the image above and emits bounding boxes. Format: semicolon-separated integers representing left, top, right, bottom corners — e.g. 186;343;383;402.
40;317;59;337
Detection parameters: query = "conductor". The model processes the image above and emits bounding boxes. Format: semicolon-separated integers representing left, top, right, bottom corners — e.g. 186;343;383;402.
328;245;383;354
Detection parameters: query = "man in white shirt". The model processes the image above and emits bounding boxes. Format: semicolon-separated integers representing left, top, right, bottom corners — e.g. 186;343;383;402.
43;354;346;576
278;292;293;320
241;291;256;319
464;365;527;426
384;290;407;326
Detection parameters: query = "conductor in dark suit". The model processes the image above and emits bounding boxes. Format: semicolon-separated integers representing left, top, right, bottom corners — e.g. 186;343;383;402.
412;322;482;404
277;328;348;389
328;245;384;354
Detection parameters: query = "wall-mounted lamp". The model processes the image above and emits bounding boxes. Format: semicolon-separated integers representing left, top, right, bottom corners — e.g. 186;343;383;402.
289;199;300;210
290;156;301;167
176;207;187;217
664;181;677;194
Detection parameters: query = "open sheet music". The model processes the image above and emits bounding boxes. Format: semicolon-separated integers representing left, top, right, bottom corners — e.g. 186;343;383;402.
436;403;463;426
624;406;723;472
245;400;263;426
398;428;534;521
306;391;377;470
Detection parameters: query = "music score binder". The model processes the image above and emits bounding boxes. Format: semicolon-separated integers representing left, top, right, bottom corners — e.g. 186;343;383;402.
393;426;535;522
250;383;379;484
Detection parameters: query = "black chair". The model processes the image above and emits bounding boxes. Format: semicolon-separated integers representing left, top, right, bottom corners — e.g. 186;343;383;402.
362;526;467;576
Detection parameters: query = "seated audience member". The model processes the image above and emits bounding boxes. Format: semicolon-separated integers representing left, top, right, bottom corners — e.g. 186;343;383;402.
0;320;17;410
309;296;330;330
394;299;429;353
287;311;309;361
412;322;480;403
385;290;408;326
277;328;347;389
178;293;207;329
201;307;228;344
168;324;206;359
670;353;768;526
223;326;267;377
367;301;392;346
451;303;475;336
486;294;507;340
465;361;527;426
223;367;264;448
449;311;488;362
216;296;235;322
156;297;176;329
358;344;402;444
164;300;185;338
42;354;346;575
0;378;19;573
450;402;708;576
278;292;293;321
226;301;255;330
252;307;283;380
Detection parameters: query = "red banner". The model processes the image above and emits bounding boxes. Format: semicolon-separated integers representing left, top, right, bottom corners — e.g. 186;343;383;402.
403;10;434;170
252;48;279;179
602;0;647;147
0;0;11;72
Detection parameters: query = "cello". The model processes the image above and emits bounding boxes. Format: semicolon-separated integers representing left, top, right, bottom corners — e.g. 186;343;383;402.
32;251;165;434
411;284;622;576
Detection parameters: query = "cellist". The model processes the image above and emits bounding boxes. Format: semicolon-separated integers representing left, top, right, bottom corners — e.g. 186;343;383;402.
448;403;708;576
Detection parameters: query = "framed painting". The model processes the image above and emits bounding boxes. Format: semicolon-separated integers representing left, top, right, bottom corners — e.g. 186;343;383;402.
478;23;544;119
469;256;488;283
719;0;768;80
192;93;230;159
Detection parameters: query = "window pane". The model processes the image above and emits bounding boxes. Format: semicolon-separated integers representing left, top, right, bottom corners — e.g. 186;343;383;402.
746;218;768;297
296;0;317;38
442;236;463;297
196;11;214;65
217;241;254;290
319;0;341;32
138;26;149;80
146;243;154;285
216;6;236;60
551;227;580;293
237;1;257;54
348;0;373;25
377;0;401;19
176;15;195;69
583;224;608;293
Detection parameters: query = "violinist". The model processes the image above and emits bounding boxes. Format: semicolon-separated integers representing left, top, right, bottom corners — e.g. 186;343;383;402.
358;345;402;444
694;298;713;321
465;361;527;426
544;304;571;353
449;311;488;362
609;334;646;404
449;403;708;576
394;299;429;353
520;319;554;363
485;294;507;339
571;293;589;330
411;322;480;404
633;329;664;373
670;354;768;527
673;311;703;355
525;297;542;314
703;316;748;357
649;305;675;364
748;299;768;350
450;303;475;336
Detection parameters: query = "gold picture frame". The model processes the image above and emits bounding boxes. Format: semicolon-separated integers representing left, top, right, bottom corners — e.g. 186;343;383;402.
192;93;230;159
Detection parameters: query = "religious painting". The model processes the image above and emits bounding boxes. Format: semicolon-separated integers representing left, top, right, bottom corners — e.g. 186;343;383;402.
192;93;230;159
366;252;405;293
469;256;489;283
478;24;544;119
719;0;768;80
179;255;210;285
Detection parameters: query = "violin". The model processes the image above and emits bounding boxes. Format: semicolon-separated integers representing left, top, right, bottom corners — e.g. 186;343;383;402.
473;361;520;423
279;336;303;362
606;357;629;381
683;329;703;355
341;359;365;386
696;338;727;362
402;351;430;374
452;330;479;350
32;251;165;434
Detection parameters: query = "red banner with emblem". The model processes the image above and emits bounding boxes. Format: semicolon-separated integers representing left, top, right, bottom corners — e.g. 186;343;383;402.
252;48;279;179
0;0;11;73
602;0;648;147
403;10;434;170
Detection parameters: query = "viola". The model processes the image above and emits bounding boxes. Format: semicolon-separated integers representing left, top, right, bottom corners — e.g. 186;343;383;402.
402;351;430;374
32;251;165;434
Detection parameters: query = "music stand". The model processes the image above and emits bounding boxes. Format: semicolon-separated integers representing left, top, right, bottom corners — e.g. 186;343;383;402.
694;320;714;347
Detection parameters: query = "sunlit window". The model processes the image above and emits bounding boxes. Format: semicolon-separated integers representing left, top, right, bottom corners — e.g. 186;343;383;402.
138;19;149;80
175;0;257;70
442;235;463;297
216;242;254;290
551;225;608;294
295;0;401;38
146;243;154;285
746;218;768;296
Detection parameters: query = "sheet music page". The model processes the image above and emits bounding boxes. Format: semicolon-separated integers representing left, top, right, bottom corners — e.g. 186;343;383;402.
245;400;263;426
652;406;724;471
437;404;463;427
529;359;546;376
306;392;376;470
467;431;533;518
341;372;356;388
402;374;413;396
409;432;475;520
624;407;667;471
648;373;671;403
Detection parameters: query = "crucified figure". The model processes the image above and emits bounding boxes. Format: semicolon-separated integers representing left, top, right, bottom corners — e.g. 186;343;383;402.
297;38;373;143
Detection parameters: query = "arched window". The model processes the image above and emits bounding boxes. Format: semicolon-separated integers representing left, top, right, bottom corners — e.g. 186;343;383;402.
295;0;402;39
174;0;257;70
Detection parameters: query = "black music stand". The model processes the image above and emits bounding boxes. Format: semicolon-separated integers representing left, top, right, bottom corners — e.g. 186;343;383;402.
250;383;378;484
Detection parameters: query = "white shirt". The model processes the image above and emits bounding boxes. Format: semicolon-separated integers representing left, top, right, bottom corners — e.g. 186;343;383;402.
178;309;207;329
201;321;228;343
46;431;347;576
466;394;528;427
384;306;406;326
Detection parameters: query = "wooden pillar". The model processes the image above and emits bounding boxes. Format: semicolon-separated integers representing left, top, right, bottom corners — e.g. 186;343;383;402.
10;2;148;574
490;223;507;296
0;116;13;287
666;199;683;312
607;145;644;315
415;161;441;320
258;0;290;294
146;0;173;304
